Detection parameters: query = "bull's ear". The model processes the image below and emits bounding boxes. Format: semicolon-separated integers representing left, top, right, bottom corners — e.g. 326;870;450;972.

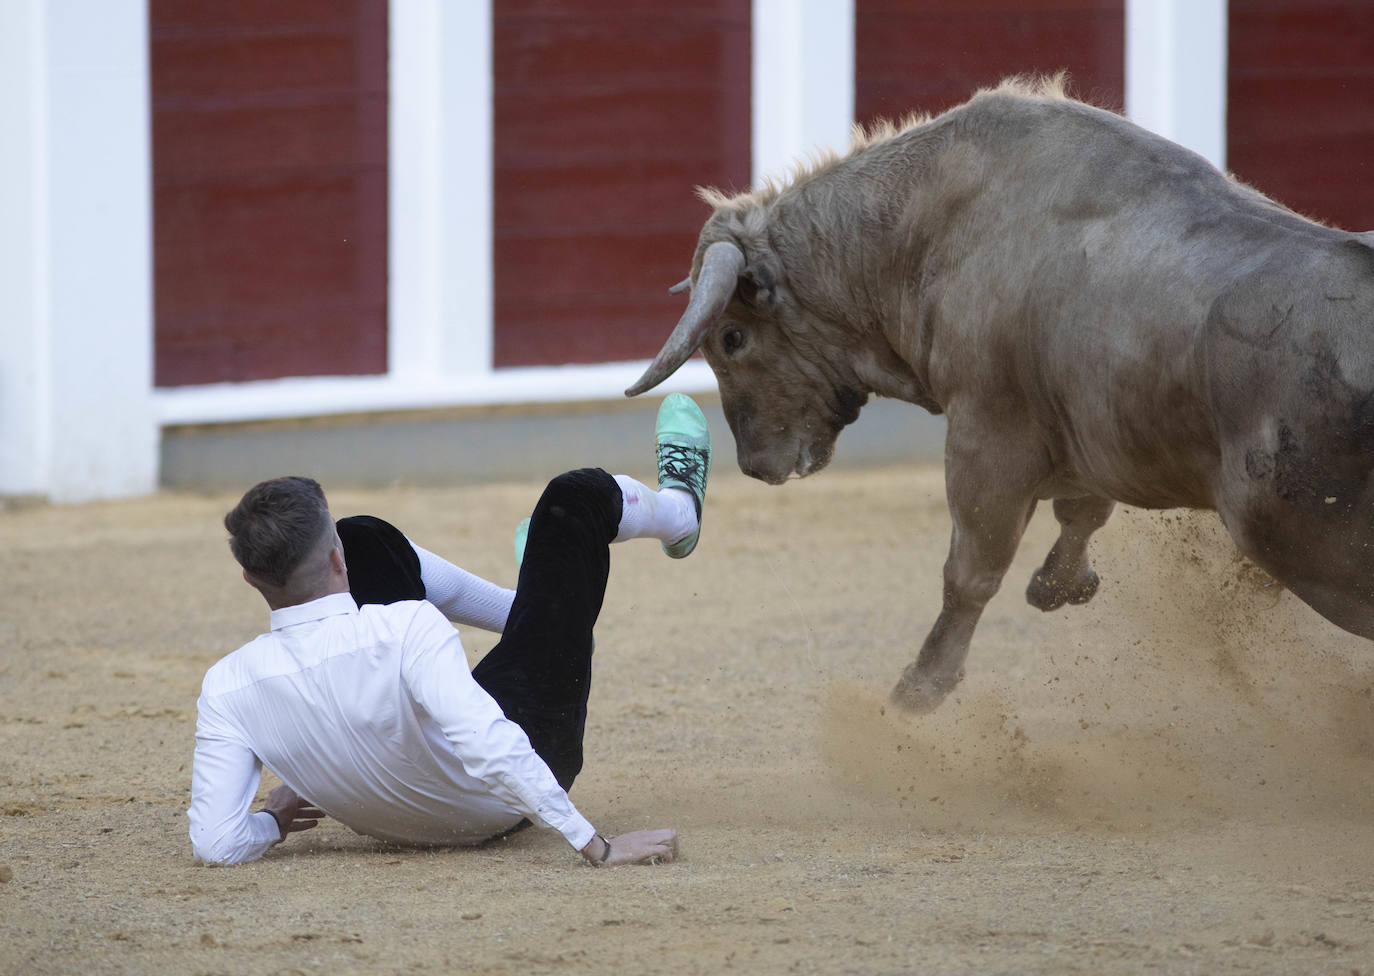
738;257;782;309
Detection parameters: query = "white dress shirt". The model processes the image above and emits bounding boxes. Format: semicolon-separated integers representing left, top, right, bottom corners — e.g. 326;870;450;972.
188;591;595;864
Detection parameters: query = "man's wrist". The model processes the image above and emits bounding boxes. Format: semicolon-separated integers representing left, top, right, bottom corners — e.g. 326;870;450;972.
263;807;288;842
580;834;610;865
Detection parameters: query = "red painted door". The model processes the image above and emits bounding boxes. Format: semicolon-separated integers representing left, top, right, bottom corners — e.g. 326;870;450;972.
151;0;388;387
855;0;1125;128
1228;0;1374;231
492;1;752;368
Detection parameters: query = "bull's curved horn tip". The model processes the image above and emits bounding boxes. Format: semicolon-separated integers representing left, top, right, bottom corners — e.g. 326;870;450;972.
624;372;655;397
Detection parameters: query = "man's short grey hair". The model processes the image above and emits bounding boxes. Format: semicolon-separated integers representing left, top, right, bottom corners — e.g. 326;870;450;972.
224;476;333;588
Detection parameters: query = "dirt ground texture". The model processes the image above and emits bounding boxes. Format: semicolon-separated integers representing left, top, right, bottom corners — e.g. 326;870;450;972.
3;462;1374;976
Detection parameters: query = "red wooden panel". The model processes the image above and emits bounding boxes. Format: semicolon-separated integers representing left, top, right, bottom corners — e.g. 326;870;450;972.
855;0;1125;129
493;0;751;368
151;0;388;387
1227;0;1374;231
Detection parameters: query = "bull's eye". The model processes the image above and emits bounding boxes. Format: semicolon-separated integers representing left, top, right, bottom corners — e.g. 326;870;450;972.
722;328;745;353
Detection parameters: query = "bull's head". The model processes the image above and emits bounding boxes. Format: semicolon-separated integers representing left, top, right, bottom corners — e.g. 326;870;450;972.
626;239;869;485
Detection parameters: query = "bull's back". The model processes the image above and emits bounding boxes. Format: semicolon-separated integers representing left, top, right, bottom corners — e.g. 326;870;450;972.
919;97;1231;506
903;93;1372;511
1054;231;1373;513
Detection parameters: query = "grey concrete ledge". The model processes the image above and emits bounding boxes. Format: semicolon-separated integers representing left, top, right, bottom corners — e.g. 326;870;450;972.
160;394;948;491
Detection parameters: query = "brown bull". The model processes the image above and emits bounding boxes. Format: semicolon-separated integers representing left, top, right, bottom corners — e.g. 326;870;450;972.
626;76;1374;712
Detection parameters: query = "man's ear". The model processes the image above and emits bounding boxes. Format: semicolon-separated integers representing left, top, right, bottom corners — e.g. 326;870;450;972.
329;541;347;575
242;567;273;593
241;567;272;600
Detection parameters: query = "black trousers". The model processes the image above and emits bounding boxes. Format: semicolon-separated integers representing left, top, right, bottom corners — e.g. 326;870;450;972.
336;468;621;792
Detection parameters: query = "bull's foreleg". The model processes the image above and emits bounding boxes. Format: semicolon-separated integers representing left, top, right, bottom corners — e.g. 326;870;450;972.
1025;495;1115;611
890;448;1040;713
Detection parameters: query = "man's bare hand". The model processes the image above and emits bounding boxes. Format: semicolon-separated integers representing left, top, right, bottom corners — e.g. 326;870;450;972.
264;784;325;840
583;828;679;867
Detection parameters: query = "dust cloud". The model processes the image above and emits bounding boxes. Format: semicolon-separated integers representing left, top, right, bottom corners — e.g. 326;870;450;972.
815;507;1374;834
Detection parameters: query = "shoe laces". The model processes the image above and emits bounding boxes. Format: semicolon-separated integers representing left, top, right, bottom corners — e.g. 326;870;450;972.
658;443;708;493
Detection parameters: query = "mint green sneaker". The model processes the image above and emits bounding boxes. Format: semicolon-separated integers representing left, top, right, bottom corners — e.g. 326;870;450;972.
656;393;712;558
514;517;530;569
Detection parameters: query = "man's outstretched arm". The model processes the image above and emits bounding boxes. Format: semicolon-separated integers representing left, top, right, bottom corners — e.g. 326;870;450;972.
403;606;679;867
188;701;324;864
187;721;280;864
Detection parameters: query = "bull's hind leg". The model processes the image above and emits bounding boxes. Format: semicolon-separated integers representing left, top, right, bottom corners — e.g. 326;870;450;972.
891;427;1045;713
1025;495;1115;611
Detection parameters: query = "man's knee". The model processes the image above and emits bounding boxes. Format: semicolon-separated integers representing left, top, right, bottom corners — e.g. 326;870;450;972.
536;469;621;531
336;515;425;605
544;468;614;501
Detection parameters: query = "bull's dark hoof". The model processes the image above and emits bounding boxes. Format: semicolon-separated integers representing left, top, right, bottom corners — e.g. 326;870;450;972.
1026;568;1100;611
889;672;957;714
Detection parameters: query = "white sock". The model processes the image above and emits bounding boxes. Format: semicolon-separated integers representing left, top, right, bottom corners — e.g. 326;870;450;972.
612;474;698;545
409;540;515;632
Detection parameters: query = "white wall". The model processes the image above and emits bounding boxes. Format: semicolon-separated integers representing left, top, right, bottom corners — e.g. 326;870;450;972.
3;0;1231;497
0;0;156;502
154;0;1228;430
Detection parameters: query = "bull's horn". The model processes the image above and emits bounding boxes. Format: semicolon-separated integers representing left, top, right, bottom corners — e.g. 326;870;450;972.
625;240;745;397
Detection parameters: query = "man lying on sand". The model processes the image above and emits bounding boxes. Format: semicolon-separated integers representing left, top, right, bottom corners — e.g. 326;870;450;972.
187;395;712;868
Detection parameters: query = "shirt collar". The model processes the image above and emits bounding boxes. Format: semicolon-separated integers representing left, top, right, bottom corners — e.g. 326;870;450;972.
269;591;359;631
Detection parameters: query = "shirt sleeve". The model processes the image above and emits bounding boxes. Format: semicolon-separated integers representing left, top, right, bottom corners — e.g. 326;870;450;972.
399;604;595;850
187;695;283;865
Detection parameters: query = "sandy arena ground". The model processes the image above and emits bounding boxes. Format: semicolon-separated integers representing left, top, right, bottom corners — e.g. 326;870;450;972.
3;462;1374;975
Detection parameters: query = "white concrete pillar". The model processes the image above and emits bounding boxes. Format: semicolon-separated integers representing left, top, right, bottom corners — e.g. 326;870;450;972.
751;0;856;188
0;0;49;497
0;0;156;502
388;0;493;381
1125;0;1229;170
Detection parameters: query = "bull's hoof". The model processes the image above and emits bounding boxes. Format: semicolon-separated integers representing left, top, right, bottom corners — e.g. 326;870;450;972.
1026;567;1100;612
889;672;957;714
